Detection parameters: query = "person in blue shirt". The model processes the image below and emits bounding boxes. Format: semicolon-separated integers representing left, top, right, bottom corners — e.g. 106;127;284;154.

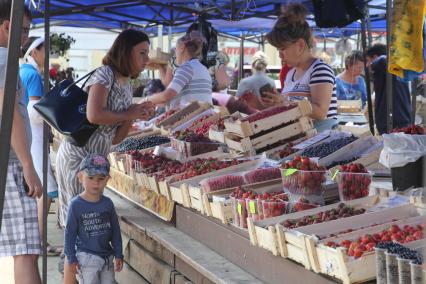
64;154;123;284
336;51;367;108
20;36;61;256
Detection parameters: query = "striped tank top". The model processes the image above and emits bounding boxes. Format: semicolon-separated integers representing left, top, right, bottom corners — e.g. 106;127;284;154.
282;59;338;118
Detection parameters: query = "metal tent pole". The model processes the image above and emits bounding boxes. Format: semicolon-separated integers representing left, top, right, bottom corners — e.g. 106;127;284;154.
238;34;244;84
42;0;50;283
361;19;375;135
386;0;393;132
0;0;25;227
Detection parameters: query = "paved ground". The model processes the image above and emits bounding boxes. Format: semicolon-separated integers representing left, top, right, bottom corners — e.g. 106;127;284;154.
0;200;146;284
0;200;64;284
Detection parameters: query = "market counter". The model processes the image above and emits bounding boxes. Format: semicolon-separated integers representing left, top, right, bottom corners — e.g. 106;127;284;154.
106;187;337;284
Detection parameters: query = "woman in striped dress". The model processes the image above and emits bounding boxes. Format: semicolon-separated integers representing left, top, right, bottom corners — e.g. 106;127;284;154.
55;29;155;227
145;31;212;108
263;3;338;132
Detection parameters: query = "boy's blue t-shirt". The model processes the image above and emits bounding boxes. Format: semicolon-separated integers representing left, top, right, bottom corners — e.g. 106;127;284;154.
19;63;43;106
64;195;123;264
335;76;367;108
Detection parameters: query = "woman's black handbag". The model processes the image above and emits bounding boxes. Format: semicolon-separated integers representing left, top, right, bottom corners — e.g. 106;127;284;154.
34;69;100;147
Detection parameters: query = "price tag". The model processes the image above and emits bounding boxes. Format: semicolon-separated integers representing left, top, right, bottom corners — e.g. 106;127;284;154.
285;168;298;176
237;203;242;215
332;169;340;181
249;201;256;214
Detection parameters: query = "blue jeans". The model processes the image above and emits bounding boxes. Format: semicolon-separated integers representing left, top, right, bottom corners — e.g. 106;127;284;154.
76;252;116;284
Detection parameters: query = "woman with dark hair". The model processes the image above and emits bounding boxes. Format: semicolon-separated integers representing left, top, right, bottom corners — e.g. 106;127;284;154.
55;29;155;230
265;4;338;131
145;31;212;108
336;51;367;108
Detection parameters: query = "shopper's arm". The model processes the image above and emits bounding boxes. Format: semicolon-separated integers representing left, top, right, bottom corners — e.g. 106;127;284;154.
309;83;334;120
64;206;78;264
87;84;154;125
0;89;42;197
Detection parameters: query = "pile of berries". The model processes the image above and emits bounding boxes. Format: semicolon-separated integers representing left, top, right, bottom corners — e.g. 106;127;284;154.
391;124;424;135
325;224;424;259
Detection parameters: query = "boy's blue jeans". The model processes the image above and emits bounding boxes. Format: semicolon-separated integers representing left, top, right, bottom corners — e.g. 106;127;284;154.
76;252;116;284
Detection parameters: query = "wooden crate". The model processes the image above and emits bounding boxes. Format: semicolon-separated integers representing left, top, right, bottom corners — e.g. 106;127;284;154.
224;100;312;137
157;101;211;132
202;179;284;224
170;138;220;159
247;195;388;264
310;215;426;284
225;117;314;153
337;100;362;114
169;159;260;208
147;48;170;66
290;203;417;271
202;190;233;224
318;135;379;167
265;132;317;161
208;128;226;143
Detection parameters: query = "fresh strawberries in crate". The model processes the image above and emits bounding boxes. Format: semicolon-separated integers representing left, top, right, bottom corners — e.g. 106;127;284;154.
281;203;366;229
325;224;425;259
241;103;298;123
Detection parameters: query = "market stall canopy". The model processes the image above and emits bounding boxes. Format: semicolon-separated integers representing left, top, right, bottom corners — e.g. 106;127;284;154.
27;0;387;35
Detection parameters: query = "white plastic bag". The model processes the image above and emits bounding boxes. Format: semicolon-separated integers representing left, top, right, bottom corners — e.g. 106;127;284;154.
379;133;426;168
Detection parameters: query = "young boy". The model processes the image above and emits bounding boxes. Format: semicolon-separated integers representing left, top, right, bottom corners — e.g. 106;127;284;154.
64;154;123;283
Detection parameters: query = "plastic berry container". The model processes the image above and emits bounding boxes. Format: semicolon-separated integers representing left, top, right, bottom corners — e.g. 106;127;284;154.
231;197;248;228
336;172;373;201
281;169;327;196
261;200;288;219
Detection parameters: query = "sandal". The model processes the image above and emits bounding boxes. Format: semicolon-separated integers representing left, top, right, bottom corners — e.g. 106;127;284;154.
43;243;62;256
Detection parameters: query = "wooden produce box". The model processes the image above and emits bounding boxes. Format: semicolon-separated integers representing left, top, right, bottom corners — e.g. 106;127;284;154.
208;128;226;143
187;112;222;132
284;202;416;271
247;195;391;265
224;100;312;137
156;102;211;133
169;159;260;209
319;134;379;168
147;48;170;66
310;214;426;284
337;100;362;114
170;138;220;159
202;179;283;224
225;117;314;153
142;150;235;199
265;133;317;161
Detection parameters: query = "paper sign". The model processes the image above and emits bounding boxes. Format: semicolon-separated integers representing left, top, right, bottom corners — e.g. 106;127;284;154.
237;203;242;215
285;168;298;176
249;201;256;214
332;170;340;181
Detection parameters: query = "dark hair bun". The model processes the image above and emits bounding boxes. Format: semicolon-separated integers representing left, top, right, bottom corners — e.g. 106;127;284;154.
282;3;308;25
